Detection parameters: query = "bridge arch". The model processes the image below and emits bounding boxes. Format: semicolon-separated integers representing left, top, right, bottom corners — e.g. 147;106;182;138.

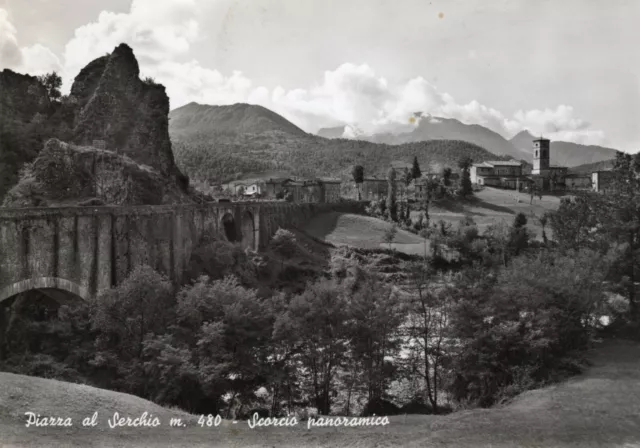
0;277;90;304
221;212;238;242
240;210;255;250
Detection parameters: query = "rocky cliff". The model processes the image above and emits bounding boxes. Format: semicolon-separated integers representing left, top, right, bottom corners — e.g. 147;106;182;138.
71;43;184;180
1;43;191;206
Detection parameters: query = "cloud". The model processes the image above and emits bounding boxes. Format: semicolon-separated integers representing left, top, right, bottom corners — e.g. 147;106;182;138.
256;64;606;145
0;8;61;75
61;0;200;91
1;2;607;147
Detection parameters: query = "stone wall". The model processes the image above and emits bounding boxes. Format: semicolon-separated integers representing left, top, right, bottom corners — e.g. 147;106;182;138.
0;201;365;302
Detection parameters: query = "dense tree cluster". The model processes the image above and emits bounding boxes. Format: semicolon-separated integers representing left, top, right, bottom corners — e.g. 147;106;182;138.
0;71;74;201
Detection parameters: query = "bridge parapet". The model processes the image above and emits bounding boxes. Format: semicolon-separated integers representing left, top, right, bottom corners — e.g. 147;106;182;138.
0;201;366;302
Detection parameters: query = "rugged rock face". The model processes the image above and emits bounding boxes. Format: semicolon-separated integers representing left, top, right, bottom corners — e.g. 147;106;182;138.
2;139;190;207
70;43;183;180
1;43;191;206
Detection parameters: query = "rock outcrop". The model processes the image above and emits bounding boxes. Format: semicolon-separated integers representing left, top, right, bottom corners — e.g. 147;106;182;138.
2;139;190;207
2;43;191;207
70;43;183;181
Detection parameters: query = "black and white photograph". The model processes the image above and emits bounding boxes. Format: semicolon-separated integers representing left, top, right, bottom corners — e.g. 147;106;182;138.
1;0;639;446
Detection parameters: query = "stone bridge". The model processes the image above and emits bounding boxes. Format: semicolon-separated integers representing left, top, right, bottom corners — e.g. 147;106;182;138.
0;201;364;303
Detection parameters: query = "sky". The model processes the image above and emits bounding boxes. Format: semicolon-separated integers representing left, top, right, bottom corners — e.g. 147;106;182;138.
1;0;638;151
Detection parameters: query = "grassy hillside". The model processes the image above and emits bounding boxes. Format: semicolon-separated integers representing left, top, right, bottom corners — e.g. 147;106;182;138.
303;212;428;255
2;339;639;447
302;188;561;253
425;187;562;240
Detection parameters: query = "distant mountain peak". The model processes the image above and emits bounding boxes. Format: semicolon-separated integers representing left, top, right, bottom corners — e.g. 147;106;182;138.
169;102;308;137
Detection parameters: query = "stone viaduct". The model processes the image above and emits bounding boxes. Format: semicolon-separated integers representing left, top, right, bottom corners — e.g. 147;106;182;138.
0;201;364;303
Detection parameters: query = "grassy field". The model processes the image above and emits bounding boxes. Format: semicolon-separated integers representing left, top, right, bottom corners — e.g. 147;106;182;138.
425;187;563;240
1;339;639;447
303;212;428;255
302;187;562;255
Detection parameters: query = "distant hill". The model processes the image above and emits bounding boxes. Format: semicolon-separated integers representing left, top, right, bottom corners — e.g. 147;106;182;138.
317;117;529;160
317;119;621;169
569;158;616;174
169;102;308;138
510;130;617;167
169;104;510;184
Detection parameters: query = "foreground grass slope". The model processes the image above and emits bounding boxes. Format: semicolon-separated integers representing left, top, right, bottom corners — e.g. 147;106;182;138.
2;339;639;447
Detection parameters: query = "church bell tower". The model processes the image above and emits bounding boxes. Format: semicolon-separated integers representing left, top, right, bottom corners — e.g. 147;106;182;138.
532;138;550;176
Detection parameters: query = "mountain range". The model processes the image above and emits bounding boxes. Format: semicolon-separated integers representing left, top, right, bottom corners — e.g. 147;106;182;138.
169;103;620;185
168;103;511;184
319;118;618;167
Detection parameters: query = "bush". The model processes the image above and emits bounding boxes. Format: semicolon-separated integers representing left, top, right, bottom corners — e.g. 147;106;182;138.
361;398;400;416
398;400;433;415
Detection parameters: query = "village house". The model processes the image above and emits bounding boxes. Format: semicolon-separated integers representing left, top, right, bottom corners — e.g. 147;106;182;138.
470;160;524;189
263;177;342;202
359;177;389;201
264;177;290;197
564;173;592;190
318;178;342;203
234;183;262;197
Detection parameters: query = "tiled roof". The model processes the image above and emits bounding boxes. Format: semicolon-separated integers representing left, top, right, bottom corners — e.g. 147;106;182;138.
473;162;493;168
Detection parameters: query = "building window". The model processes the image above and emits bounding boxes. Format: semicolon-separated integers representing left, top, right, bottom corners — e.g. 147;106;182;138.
535;150;539;158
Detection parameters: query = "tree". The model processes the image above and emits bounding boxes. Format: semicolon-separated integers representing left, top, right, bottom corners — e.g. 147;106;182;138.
352;165;364;200
442;168;452;187
457;157;473;198
591;151;640;321
176;275;273;413
91;266;175;396
401;169;413;204
447;249;613;407
347;268;406;405
386;167;398;221
548;195;601;251
509;213;529;256
513;212;527;229
37;72;62;104
404;264;452;412
274;279;351;415
539;213;549;244
382;224;398;250
411;156;422;180
270;228;298;273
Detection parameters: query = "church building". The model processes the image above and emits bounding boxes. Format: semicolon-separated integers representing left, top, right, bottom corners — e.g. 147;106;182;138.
529;138;569;191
